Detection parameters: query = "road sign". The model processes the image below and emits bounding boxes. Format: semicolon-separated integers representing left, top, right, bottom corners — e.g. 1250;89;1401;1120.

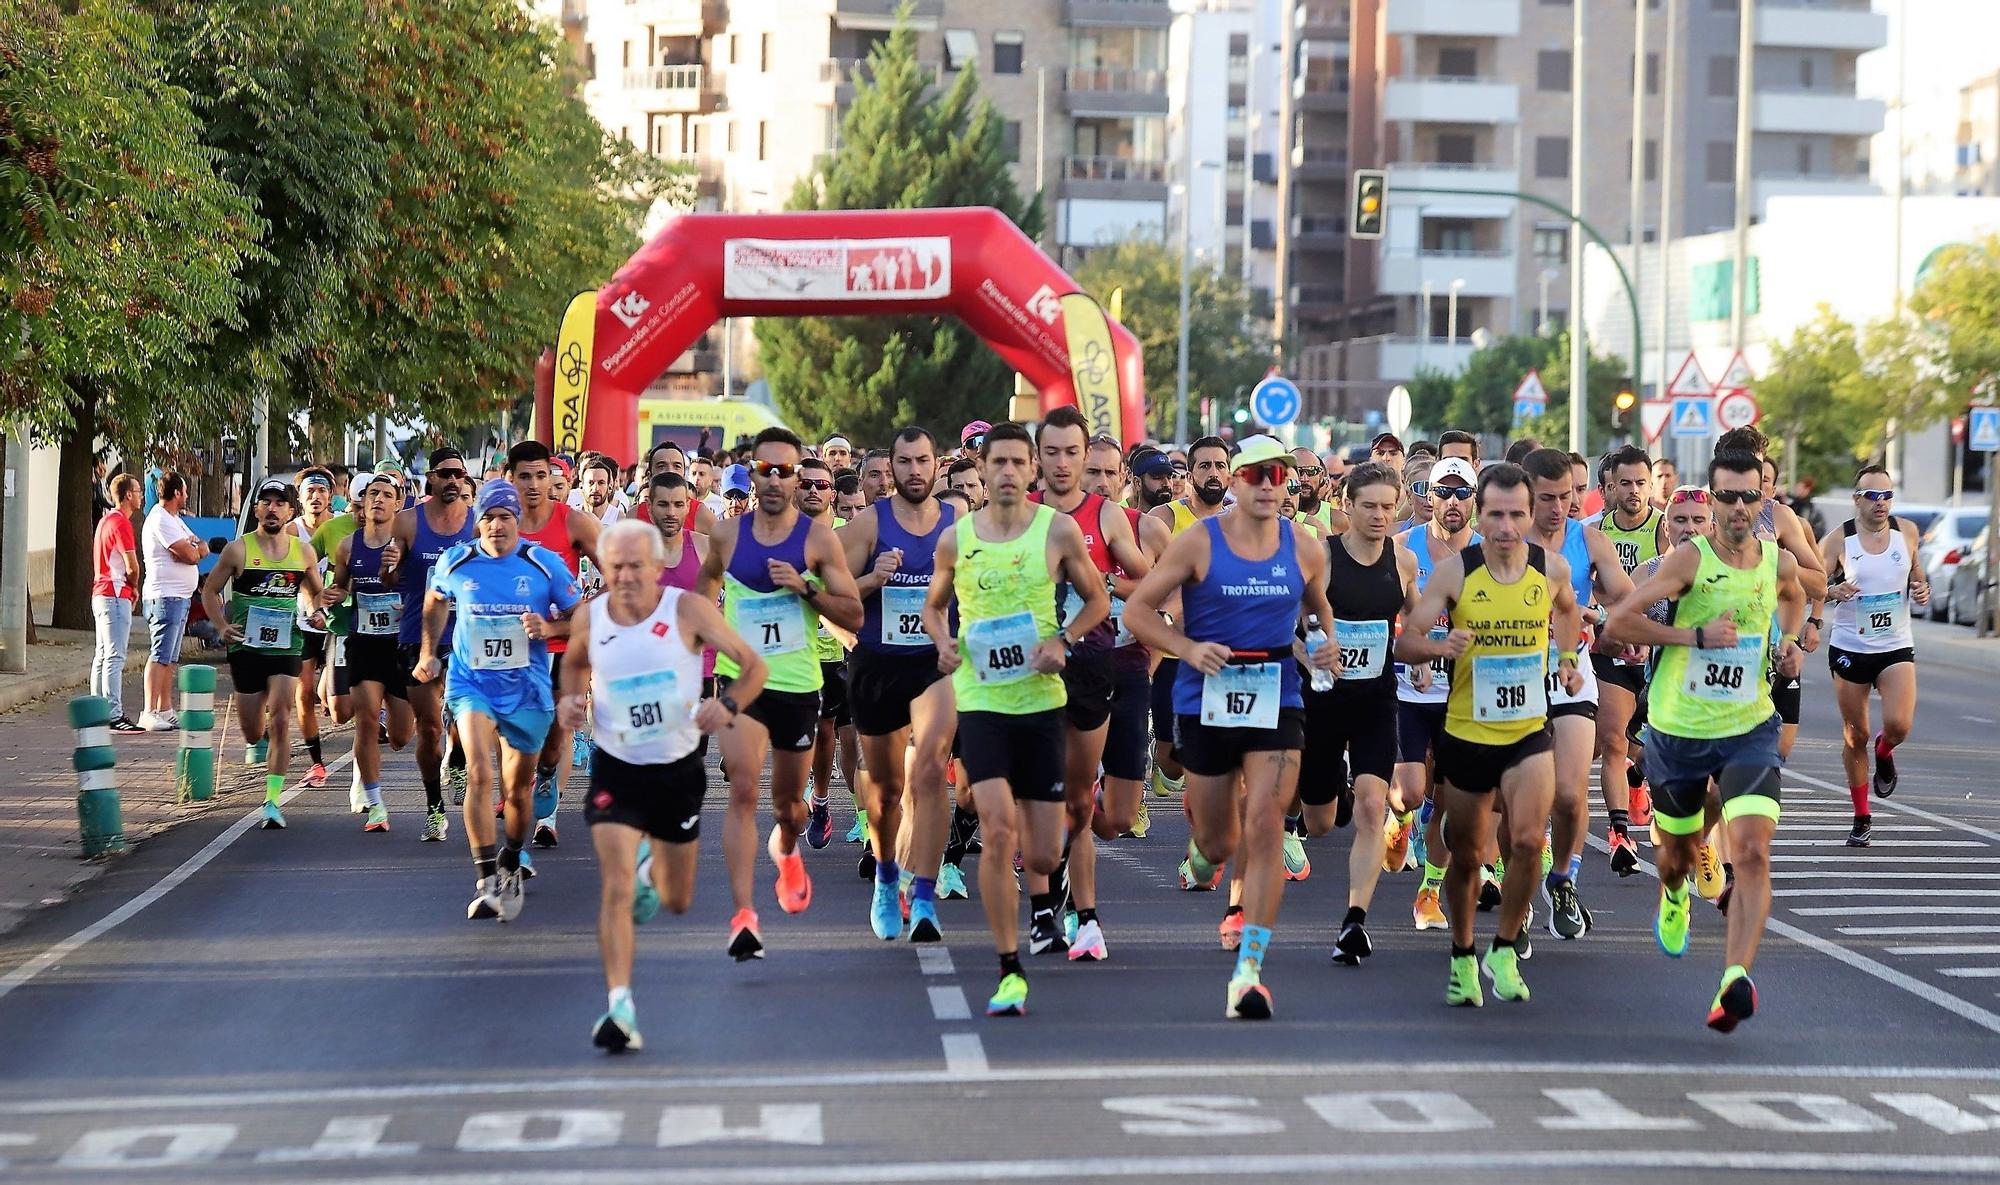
1513;369;1548;405
1250;375;1301;428
1666;352;1714;399
1513;399;1544;425
1386;385;1412;438
1641;402;1673;443
1714;350;1756;394
1670;397;1713;439
1971;406;2000;453
1716;390;1761;431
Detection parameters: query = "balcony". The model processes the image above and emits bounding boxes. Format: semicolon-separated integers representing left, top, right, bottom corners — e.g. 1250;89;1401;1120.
1756;0;1888;52
1379;337;1478;381
561;0;587;28
664;348;721;374
1291;283;1346;322
1754;173;1878;209
622;64;717;113
1293;70;1349;113
1292;214;1346;251
1378;249;1516;298
1063;67;1169;115
834;0;941;31
1063;0;1172;29
1291;145;1348;182
1753;89;1885;137
1383;161;1519;218
1384;0;1520;38
1294;1;1346;38
623;0;725;36
1060;154;1170;201
1383;76;1518;124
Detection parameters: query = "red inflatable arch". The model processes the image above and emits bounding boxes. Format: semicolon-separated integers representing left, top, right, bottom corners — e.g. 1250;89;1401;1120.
535;207;1146;460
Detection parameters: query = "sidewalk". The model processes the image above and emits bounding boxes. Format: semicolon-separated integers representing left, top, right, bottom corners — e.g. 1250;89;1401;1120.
1911;618;2000;675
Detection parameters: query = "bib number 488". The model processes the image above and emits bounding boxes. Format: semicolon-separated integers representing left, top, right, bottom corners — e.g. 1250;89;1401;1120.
989;643;1027;672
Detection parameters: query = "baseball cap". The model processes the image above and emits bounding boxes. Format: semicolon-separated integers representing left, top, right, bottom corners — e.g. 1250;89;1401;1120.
474;480;522;518
1231;435;1295;472
960;420;993;446
428;446;466;471
1432;457;1478;487
256;478;298;503
356;470;400;495
1130;449;1174;479
551;455;573;478
1370;432;1406;454
723;464;752;496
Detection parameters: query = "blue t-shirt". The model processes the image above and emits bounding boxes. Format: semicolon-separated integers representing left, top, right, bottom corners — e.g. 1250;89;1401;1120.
429;540;582;712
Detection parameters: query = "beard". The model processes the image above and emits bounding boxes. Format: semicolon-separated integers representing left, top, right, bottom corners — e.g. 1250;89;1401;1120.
1140;483;1172;508
1195;480;1227;507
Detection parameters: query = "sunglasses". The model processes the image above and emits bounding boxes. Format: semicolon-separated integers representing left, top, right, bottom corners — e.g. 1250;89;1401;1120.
798;478;833;492
1433;485;1475;501
1297;465;1324;478
1286;481;1300;495
1670;487;1710;505
1169;462;1190;474
752;460;797;480
431;468;467;481
1236;462;1289;487
1710;488;1761;506
1409;480;1430;497
962;434;986;450
1858;489;1895;503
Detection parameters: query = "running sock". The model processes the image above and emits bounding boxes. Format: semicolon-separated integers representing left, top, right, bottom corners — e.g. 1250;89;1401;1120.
607;986;632;1012
1285;813;1305;837
499;835;524;870
1077;907;1098;926
1237;924;1271;974
1627;762;1646;789
1567;854;1583;881
1451;943;1476;959
1545;870;1570;890
535;763;556;782
305;736;323;765
912;876;936;904
1875;732;1896;759
1223;904;1243;919
1417;799;1435;827
446;743;466;771
1029;890;1061;920
1849;783;1871;816
1665;880;1690;906
876;860;900;886
1422;861;1446;891
364;781;382;807
264;774;284;805
1343;905;1366;927
1491;933;1518;952
999;951;1024;979
1609;807;1631;835
811;793;829;808
475;844;498;880
421;767;443;813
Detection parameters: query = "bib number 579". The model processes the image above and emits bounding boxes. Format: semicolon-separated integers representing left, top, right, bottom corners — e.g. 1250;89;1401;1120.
484;637;512;660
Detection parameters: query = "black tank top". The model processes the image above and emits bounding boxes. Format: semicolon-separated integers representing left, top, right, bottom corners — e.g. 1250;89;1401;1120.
1318;534;1405;699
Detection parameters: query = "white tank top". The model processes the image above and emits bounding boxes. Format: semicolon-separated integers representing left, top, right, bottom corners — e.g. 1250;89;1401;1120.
588;588;706;765
1830;519;1914;654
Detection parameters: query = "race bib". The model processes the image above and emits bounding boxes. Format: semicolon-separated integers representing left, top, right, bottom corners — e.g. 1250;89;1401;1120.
1473;652;1544;723
1334;619;1390;681
604;668;680;747
465;614;530;671
1415;624;1452;691
1856;591;1906;640
1201;662;1281;729
1686;632;1764;703
965;612;1040;684
737;590;806;658
879;585;930;647
245;605;292;650
356;592;402;637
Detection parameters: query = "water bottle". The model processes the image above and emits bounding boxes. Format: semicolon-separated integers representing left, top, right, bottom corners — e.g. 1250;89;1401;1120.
1304;615;1336;693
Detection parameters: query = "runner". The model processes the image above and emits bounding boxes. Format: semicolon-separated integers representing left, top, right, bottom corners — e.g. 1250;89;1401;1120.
559;519;767;1053
697;428;864;959
1125;435;1337;1018
798;456;861;858
394;449;477;823
1820;464;1927;846
1084;436;1170;844
1144;436;1233;804
1651;457;1680;510
1369;433;1407;476
1300;462;1422;965
1292;447;1347;535
643;473;715;766
1590;445;1664;866
326;470;423;835
291;467;340;788
924;422;1107;1016
859;449;893;503
200;480;329;830
414;480;582;922
1396;455;1434;538
1721;427;1829;764
841;427;958;941
1606;449;1807;1032
944;458;987;510
1396;462;1586;1007
821;434;854;475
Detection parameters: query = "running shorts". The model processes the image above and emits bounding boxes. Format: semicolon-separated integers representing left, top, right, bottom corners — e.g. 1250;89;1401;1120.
227;650;302;697
346;635;407;701
449;693;552;756
719;680;820;753
1397;700;1447;765
1175;709;1307;778
1060;650;1116;732
1828;645;1915;688
1590;651;1646;697
958;709;1066;802
846;647;944;736
1300;686;1397;802
1434;726;1553;795
1646;713;1782;831
1150;657;1180;749
1102;661;1153;782
585;748;706;842
818;659;850;726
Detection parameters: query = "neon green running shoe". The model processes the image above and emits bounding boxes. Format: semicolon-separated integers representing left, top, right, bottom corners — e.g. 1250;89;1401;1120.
986;972;1028;1017
1225;966;1272;1020
1445;954;1483;1007
1656;884;1690;958
1281;829;1310;881
1540;836;1554;878
1482;943;1530;1002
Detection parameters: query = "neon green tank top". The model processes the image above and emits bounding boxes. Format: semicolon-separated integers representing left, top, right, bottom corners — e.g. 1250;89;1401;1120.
952;505;1065;716
229;532;309;656
1599;506;1662;575
812;516;846;663
1650;536;1780;740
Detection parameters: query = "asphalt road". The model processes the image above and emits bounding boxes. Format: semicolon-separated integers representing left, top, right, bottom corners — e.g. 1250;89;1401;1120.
4;638;2000;1183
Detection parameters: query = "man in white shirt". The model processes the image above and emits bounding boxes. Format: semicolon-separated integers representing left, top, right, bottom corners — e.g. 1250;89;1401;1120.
140;471;206;730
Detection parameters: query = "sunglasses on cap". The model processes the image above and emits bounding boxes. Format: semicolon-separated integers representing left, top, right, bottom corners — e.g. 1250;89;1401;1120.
1169;459;1190;473
1857;489;1895;503
1285;481;1300;495
752;460;797;480
1432;485;1475;501
797;478;833;492
962;434;986;451
1669;487;1709;505
1236;462;1289;487
724;488;751;500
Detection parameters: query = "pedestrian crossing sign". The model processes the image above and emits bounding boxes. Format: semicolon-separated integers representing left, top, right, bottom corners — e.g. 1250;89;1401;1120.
1972;406;2000;453
1670;397;1713;438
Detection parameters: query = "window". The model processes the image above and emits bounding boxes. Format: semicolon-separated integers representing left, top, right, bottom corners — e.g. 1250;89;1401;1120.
1537;50;1571;92
1002;120;1022;163
1429;219;1474;253
725;34;736;66
622;40;632;69
943;28;978;71
994;31;1024;75
1533;224;1569;264
1436;133;1476;165
1646;52;1660;95
726;121;738;152
1229;32;1249;56
1796;141;1813;175
1438;47;1477;78
758;120;769;162
1708;55;1736;98
1707;140;1735;184
760;31;772;72
1645;138;1659;181
1799;57;1815;89
1535;136;1570;179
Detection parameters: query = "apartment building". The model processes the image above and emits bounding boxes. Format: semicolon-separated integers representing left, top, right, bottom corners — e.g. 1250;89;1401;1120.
1948;70;2000;197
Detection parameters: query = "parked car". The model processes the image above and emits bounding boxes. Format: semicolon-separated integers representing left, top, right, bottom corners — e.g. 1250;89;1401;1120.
1921;509;1991;620
1946;528;1991;626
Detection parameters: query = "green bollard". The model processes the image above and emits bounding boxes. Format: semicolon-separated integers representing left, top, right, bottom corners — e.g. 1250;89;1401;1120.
68;695;126;857
176;665;218;803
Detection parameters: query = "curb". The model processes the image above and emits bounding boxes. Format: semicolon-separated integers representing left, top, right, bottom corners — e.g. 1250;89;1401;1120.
0;663;91;716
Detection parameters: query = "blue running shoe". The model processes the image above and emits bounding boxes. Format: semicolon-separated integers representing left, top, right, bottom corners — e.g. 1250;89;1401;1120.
572;730;594;777
938;862;970;900
259;801;285;830
592;998;642;1052
869;879;901;940
806;798;832;850
517;846;536;880
908;897;942;942
532;771;558;821
632;841;659;924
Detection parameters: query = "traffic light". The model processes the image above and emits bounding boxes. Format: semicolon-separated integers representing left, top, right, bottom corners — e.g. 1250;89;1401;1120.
1351;169;1387;240
1612;379;1638;431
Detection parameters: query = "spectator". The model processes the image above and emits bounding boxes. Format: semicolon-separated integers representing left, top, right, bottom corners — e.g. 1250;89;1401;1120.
1786;476;1825;538
92;474;145;732
140;472;205;731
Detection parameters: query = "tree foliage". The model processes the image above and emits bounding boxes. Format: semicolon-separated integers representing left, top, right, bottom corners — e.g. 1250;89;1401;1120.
1754;307;1863;487
756;16;1044;444
1407;331;1624;450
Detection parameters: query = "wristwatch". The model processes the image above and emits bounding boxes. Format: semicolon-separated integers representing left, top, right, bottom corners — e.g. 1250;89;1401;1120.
1806;616;1823;628
718;693;740;718
800;578;820;602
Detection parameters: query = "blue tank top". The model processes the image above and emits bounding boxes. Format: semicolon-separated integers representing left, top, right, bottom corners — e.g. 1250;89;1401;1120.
347;531;399;640
1173;517;1306;716
1411;526;1483;592
399;504;475;645
726;512;811;591
860;498;955;654
1559;519;1594;609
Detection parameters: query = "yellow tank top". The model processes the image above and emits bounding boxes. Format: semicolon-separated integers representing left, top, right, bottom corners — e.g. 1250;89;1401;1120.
1445;543;1553;745
1168;499;1201;536
952;505;1065;715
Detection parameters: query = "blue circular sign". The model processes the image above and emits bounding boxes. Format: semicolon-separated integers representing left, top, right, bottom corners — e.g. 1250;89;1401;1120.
1251;376;1301;428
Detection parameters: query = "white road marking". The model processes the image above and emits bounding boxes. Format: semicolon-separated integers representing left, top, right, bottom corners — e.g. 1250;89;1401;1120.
915;946;954;976
1790;770;2000;846
1771;840;1980;848
927;985;971;1021
1840;926;2000;936
1800;906;2000;916
1941;969;2000;979
1772;825;1939;833
940;1033;987;1076
1886;945;2000;956
1778;889;2000;897
1772;872;2000;879
1963;715;1996;725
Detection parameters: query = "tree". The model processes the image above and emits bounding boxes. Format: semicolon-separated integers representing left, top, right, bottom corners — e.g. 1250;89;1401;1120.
755;15;1044;444
1070;238;1272;439
1910;234;2000;398
1407;331;1622;450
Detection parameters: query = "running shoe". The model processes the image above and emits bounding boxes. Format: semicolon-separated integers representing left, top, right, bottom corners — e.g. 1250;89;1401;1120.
1411;825;1429;872
908;898;942;943
1028;912;1069;956
1707;967;1757;1033
1477;866;1502;911
1062;907;1079;946
1151;768;1183;798
495;865;525;922
1716;869;1736;916
1543;878;1586;940
1694;843;1726;899
303;762;329;788
986;972;1028;1017
770;826;812;914
1383;813;1413;874
632;874;661;926
349;773;368;814
1656;886;1690;958
1608;830;1642;876
1281;829;1311;881
965;825;982;854
467;876;502;920
869;880;901;941
1629;783;1653;827
1413;887;1447;931
1872;735;1899;798
532;770;557;822
1332;920;1372;966
1445;954;1483;1007
1179;839;1222;891
572;730;594;778
1069;917;1108;962
533;818;559;848
245;738;268;766
1517;905;1535;961
1124;797;1150;839
728;909;764;960
1482;943;1530;1002
1225;966;1273;1019
805;797;832;849
110;715;145;734
1219;910;1244;951
421;807;448;842
592;998;641;1053
1334;786;1355;830
363;803;389;833
1539;837;1554;878
938;862;970;900
844;812;869;845
1847;814;1873;848
493;789;505;819
857;848;876;880
260;801;286;830
446;764;468;806
518;847;535;879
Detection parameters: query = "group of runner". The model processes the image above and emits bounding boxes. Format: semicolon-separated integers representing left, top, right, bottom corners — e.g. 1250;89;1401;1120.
194;413;1926;1049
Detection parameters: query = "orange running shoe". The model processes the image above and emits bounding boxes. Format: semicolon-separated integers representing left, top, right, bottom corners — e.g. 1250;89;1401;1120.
1219;910;1244;951
727;908;764;960
1383;813;1414;873
769;825;813;914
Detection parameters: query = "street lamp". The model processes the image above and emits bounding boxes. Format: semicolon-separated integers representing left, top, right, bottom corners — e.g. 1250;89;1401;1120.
1538;269;1558;336
1447;277;1466;360
1419;280;1434;372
